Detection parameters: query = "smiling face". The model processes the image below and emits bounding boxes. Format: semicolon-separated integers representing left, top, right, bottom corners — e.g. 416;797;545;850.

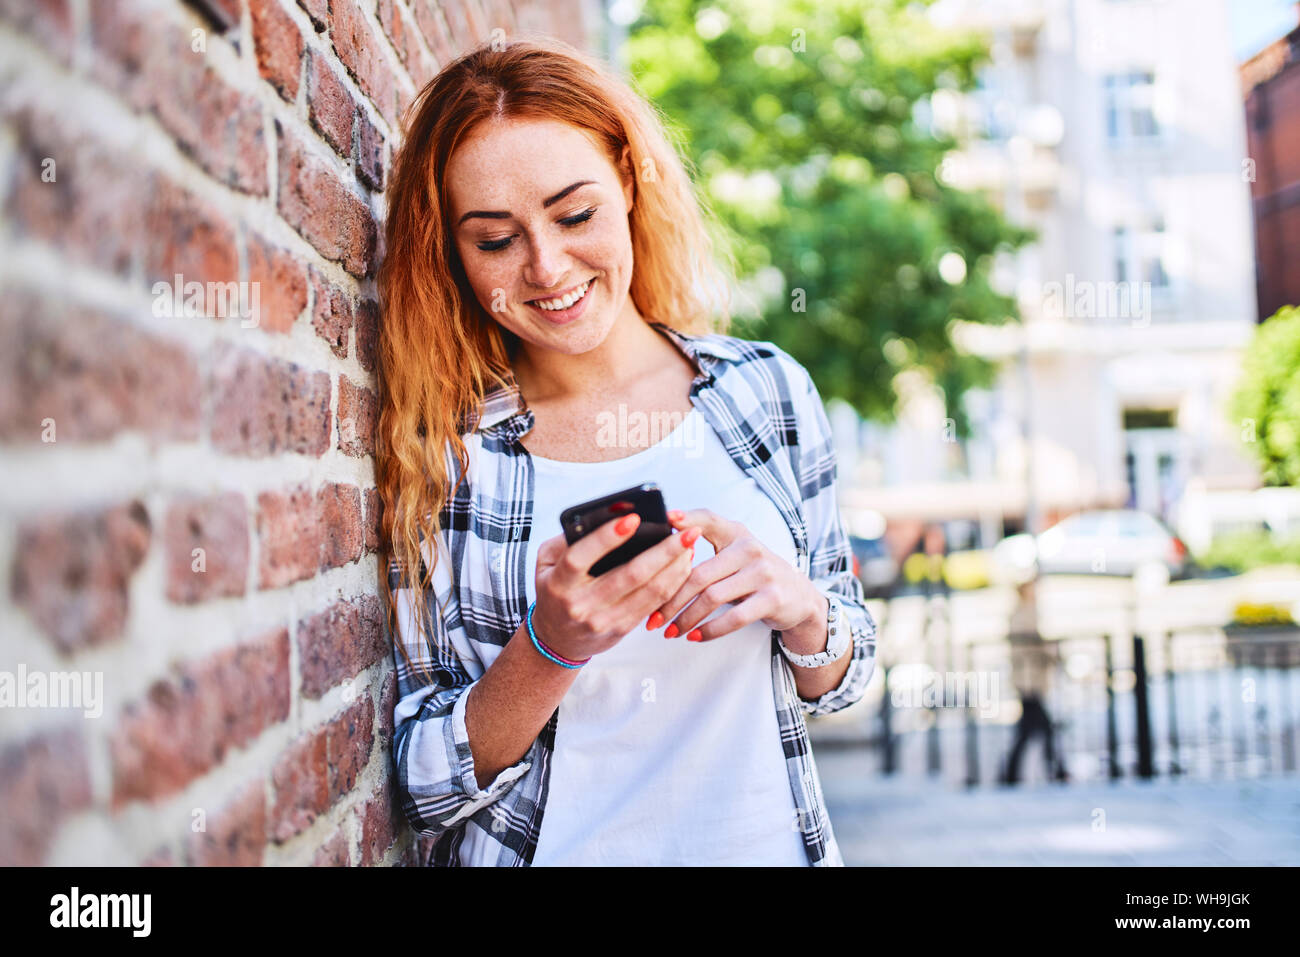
445;116;637;360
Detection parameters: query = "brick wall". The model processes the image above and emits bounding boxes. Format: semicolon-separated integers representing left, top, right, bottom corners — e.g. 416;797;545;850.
0;0;590;866
1243;26;1300;321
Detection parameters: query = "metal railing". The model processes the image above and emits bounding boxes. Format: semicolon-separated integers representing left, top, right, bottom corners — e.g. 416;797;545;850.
818;578;1300;788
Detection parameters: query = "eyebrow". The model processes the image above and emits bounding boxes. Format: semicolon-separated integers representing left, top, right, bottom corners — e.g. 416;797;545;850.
456;180;597;227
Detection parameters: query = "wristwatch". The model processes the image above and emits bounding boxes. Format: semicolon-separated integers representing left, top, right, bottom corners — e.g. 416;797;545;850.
778;594;849;668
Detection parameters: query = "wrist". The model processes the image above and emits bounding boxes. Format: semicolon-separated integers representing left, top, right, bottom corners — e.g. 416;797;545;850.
780;588;830;656
526;601;589;669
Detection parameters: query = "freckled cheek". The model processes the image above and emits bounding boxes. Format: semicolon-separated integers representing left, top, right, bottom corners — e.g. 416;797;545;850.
458;253;511;306
582;229;629;274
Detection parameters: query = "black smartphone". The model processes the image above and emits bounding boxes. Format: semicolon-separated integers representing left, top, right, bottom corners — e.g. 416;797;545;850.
560;483;672;577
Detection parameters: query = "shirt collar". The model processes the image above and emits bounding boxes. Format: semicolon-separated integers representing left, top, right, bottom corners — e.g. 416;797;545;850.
464;321;740;438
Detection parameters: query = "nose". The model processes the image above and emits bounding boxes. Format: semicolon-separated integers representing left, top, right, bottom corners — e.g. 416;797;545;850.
522;232;568;292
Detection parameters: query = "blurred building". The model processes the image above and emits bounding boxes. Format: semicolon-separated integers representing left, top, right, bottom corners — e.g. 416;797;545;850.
1242;10;1300;321
841;0;1263;549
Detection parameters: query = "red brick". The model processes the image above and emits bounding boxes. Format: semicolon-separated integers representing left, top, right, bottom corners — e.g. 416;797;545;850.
255;482;364;588
306;48;355;159
144;179;240;289
6;106;151;277
0;0;75;67
269;724;330;843
331;0;397;124
298;594;385;699
0;290;201;444
410;0;456;66
90;5;267;195
327;696;375;800
164;493;249;603
246;235;309;334
210;345;331;458
438;0;472;49
187;780;267;866
356;109;385;191
11;502;151;654
0;726;93;866
337;377;377;457
317;483;365;572
311;825;350;866
110;627;291;807
363;487;382;555
354;298;379;373
250;0;303;102
296;0;329;32
357;779;399;865
257;484;322;588
270;693;377;843
376;0;421;70
277;121;377;278
309;267;352;357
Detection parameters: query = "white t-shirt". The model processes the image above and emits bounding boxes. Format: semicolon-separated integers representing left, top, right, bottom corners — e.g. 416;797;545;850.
524;405;809;866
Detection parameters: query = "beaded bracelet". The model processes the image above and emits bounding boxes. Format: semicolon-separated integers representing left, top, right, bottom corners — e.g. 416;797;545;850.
526;600;590;669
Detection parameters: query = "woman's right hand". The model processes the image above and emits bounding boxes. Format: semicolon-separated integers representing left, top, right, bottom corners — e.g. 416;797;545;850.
531;512;701;661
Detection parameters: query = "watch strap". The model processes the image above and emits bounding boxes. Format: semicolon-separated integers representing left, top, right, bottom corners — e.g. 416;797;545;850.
778;594;849;668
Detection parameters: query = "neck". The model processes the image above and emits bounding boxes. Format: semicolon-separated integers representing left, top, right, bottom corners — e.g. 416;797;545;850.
512;299;664;405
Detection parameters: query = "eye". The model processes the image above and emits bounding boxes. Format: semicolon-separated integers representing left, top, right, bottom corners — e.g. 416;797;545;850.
560;207;597;227
474;207;598;253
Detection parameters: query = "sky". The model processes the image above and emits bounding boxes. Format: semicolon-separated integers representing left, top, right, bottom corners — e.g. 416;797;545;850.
1230;0;1299;60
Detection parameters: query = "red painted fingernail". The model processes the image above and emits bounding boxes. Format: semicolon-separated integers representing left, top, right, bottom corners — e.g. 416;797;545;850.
615;514;639;535
687;630;703;642
664;623;679;638
681;527;701;547
646;611;664;630
668;510;684;521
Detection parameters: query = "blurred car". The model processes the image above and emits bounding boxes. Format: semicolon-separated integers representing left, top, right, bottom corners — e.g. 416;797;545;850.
991;533;1039;585
1035;509;1188;581
848;534;898;598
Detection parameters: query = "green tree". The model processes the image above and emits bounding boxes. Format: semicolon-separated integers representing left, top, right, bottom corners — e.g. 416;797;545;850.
625;0;1033;435
1229;305;1300;487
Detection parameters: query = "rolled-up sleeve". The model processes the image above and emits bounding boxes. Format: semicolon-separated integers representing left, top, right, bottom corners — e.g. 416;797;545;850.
788;361;879;717
388;537;535;838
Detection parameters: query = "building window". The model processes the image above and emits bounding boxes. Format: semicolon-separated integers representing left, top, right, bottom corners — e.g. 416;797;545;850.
1114;221;1169;288
1104;71;1158;141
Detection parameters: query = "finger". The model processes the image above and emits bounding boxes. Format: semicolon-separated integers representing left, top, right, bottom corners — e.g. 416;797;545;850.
667;565;766;638
691;591;779;643
535;531;570;571
665;508;740;553
656;542;751;628
631;542;697;629
557;512;643;585
592;522;700;606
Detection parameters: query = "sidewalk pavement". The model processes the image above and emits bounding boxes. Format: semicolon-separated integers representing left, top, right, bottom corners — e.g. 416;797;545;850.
815;747;1300;866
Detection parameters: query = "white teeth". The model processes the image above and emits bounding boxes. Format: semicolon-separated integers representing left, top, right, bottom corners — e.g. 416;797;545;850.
532;279;591;310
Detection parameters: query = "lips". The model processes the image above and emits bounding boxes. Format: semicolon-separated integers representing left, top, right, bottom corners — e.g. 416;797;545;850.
528;277;594;311
524;276;597;325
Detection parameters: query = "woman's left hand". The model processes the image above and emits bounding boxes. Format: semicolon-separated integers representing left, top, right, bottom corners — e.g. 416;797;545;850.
647;508;824;642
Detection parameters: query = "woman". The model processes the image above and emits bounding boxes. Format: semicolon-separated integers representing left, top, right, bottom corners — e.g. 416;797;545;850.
377;35;878;866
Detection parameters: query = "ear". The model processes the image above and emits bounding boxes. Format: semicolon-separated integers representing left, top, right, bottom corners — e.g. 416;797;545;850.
619;144;636;214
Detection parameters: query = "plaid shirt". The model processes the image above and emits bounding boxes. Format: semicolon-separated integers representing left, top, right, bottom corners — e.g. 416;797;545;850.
388;321;878;866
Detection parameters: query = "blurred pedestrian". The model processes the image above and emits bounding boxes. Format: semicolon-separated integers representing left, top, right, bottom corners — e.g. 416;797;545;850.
1000;577;1069;784
921;522;950;599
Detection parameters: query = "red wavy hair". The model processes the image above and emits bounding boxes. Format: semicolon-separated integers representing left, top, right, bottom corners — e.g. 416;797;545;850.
376;34;735;680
